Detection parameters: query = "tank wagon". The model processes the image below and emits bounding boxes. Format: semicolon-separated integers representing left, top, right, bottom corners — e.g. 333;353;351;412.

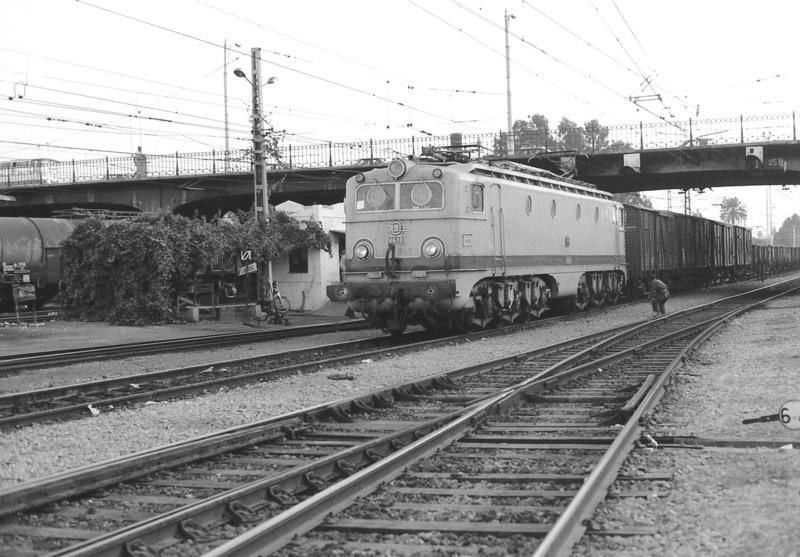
327;157;626;334
0;217;76;310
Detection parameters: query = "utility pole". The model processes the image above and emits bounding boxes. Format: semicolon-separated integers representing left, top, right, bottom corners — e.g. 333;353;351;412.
243;47;274;294
766;186;773;244
249;47;269;221
505;10;515;156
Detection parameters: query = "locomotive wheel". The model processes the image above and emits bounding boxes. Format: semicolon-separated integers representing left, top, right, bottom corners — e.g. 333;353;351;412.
575;280;590;311
452;309;475;333
592;291;608;308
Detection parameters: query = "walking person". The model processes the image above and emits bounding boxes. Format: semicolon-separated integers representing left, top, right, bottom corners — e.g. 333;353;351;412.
133;146;147;178
649;276;670;317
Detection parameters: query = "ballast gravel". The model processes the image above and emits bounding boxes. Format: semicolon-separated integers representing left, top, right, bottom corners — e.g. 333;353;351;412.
1;278;799;556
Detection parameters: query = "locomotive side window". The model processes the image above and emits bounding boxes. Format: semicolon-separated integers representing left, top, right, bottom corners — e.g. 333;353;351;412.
471;184;484;212
355;184;395;212
399;181;443;209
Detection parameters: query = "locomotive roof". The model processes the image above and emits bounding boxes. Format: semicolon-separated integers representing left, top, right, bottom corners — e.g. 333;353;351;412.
468;159;613;201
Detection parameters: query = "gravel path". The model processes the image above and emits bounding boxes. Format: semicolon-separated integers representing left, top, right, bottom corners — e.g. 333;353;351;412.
1;280;799;556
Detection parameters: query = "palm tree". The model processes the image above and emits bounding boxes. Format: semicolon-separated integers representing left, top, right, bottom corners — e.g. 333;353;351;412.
719;197;748;225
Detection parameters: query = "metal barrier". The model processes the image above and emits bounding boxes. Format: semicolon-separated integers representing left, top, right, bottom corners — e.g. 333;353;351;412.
3;112;799;189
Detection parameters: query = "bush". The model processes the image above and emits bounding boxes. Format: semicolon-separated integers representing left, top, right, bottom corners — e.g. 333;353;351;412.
58;210;331;325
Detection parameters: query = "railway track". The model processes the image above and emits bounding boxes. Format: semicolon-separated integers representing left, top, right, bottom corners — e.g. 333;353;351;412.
0;302;643;428
0;279;796;556
0;310;59;324
0;319;370;374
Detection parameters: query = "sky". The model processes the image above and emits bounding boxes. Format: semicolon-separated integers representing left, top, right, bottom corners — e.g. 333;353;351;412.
2;0;800;234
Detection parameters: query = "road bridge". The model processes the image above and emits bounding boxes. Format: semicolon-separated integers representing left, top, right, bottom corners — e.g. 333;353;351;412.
3;113;800;217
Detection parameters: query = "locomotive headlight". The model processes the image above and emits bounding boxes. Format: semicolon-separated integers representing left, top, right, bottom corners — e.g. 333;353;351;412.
421;237;445;259
388;159;407;179
353;240;375;262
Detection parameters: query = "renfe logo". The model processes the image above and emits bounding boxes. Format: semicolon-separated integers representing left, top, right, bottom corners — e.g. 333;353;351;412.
387;221;405;236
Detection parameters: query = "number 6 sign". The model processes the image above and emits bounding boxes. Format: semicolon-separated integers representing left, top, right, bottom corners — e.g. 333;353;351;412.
779;400;800;430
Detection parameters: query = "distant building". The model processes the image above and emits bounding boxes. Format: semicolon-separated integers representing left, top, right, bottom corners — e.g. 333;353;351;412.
273;201;344;311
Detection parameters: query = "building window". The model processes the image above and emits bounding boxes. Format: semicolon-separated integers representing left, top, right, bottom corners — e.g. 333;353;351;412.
289;248;308;274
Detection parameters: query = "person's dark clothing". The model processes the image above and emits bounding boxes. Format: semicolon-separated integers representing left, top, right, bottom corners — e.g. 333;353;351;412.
650;278;670;315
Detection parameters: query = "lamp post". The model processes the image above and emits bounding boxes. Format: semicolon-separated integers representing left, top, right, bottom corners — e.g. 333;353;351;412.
233;48;277;222
505;10;516;156
234;47;278;298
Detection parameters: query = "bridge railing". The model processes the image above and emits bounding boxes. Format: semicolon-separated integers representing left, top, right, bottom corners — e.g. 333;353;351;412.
3;112;799;189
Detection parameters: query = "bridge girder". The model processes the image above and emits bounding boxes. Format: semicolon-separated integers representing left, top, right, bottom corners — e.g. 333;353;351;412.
2;143;800;217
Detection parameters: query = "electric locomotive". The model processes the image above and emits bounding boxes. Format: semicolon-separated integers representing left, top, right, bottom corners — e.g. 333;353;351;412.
327;155;626;334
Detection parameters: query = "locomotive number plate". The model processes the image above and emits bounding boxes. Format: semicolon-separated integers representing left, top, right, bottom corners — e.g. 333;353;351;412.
388;235;406;245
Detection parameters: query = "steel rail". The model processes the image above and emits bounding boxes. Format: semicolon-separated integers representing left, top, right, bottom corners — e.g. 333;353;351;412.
1;282;794;555
0;321;637;518
0;303;645;428
0;296;646;375
202;280;800;556
0;319;369;373
531;281;800;557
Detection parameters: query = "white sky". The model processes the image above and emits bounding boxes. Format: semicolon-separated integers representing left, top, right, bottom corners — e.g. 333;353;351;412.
2;0;800;232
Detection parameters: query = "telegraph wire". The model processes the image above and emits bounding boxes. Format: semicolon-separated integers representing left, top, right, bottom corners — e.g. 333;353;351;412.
411;0;606;115
519;0;641;79
75;0;480;134
444;0;674;125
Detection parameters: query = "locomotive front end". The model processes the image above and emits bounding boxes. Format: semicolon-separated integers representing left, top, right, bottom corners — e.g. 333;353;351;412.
327;158;471;334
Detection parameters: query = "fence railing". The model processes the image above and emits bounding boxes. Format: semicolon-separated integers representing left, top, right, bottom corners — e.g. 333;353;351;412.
3;112;799;189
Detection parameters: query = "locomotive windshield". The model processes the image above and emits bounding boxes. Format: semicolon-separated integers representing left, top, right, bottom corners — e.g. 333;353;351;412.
355;181;443;212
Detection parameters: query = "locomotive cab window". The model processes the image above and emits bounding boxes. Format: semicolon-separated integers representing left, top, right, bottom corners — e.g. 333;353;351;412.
399;181;443;209
355;184;395;212
471;184;484;212
356;182;443;212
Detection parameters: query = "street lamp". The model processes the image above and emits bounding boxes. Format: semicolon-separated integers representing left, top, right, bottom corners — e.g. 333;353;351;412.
235;47;278;302
233;49;277;222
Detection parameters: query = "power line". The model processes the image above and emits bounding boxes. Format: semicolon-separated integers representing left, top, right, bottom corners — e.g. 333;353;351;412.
75;0;480;134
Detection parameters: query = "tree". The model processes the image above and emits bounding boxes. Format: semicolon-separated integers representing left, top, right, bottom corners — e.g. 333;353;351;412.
773;214;800;246
498;113;632;156
556;117;585;151
613;192;653;208
583;119;609;152
719;196;747;225
59;210;330;325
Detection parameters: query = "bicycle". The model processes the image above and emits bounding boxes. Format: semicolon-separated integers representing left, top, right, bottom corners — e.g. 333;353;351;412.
258;280;291;325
